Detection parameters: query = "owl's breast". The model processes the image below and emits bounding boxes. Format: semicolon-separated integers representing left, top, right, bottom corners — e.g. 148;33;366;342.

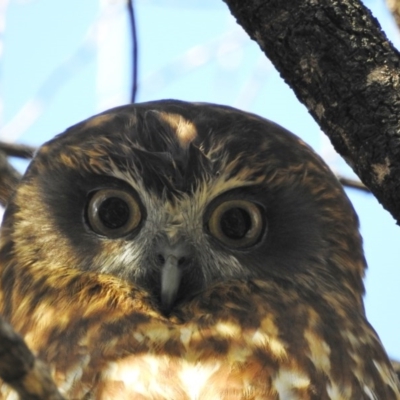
1;272;398;400
96;353;272;400
70;320;310;400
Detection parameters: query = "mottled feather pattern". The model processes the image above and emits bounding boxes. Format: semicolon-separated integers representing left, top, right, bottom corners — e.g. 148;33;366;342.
0;100;399;399
1;262;397;399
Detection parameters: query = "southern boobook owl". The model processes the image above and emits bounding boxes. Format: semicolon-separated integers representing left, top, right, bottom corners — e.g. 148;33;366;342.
0;100;399;399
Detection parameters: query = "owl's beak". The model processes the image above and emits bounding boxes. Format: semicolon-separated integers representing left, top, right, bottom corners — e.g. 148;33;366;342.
154;236;195;313
160;255;182;311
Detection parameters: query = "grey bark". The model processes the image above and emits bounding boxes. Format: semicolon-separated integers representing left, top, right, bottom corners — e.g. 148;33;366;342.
223;0;400;224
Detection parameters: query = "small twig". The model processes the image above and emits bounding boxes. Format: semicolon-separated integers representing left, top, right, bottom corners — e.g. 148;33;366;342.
127;0;139;103
337;176;370;193
0;142;35;206
0;151;22;207
0;142;36;159
0;316;65;400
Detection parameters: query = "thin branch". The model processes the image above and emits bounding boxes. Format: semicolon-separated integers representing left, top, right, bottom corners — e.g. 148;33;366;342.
0;142;36;206
0;142;36;159
0;151;21;206
337;176;369;193
127;0;139;103
0;316;65;400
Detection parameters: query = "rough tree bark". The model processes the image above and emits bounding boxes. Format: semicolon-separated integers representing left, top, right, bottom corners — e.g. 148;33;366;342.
222;0;400;224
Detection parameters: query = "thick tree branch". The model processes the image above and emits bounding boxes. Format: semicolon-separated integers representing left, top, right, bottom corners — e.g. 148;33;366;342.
223;0;400;224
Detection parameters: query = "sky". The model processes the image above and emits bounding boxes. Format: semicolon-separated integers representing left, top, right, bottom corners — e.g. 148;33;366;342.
1;0;399;359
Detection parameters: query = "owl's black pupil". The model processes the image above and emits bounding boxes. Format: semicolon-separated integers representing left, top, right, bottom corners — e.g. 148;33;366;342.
98;197;130;229
220;207;251;239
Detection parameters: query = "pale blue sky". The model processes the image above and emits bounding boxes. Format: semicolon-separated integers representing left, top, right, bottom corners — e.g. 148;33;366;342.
1;0;399;359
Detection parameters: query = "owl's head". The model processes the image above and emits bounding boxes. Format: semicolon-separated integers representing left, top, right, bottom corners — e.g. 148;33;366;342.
0;100;366;312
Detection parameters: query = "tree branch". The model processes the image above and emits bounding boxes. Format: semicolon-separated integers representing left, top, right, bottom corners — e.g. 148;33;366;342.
0;316;65;400
0;152;21;207
222;0;400;224
0;142;35;159
0;142;36;206
337;176;369;192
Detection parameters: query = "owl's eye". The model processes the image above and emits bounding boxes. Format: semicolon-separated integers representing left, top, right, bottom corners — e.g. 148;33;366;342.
208;200;264;248
87;189;142;238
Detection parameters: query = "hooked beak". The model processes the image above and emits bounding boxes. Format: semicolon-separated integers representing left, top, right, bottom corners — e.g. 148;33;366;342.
154;236;195;313
160;255;182;311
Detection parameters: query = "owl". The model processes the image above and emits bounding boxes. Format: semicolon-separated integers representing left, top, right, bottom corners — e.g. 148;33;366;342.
0;100;399;400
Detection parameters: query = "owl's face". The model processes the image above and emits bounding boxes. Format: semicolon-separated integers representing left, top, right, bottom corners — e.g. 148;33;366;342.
1;100;366;313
